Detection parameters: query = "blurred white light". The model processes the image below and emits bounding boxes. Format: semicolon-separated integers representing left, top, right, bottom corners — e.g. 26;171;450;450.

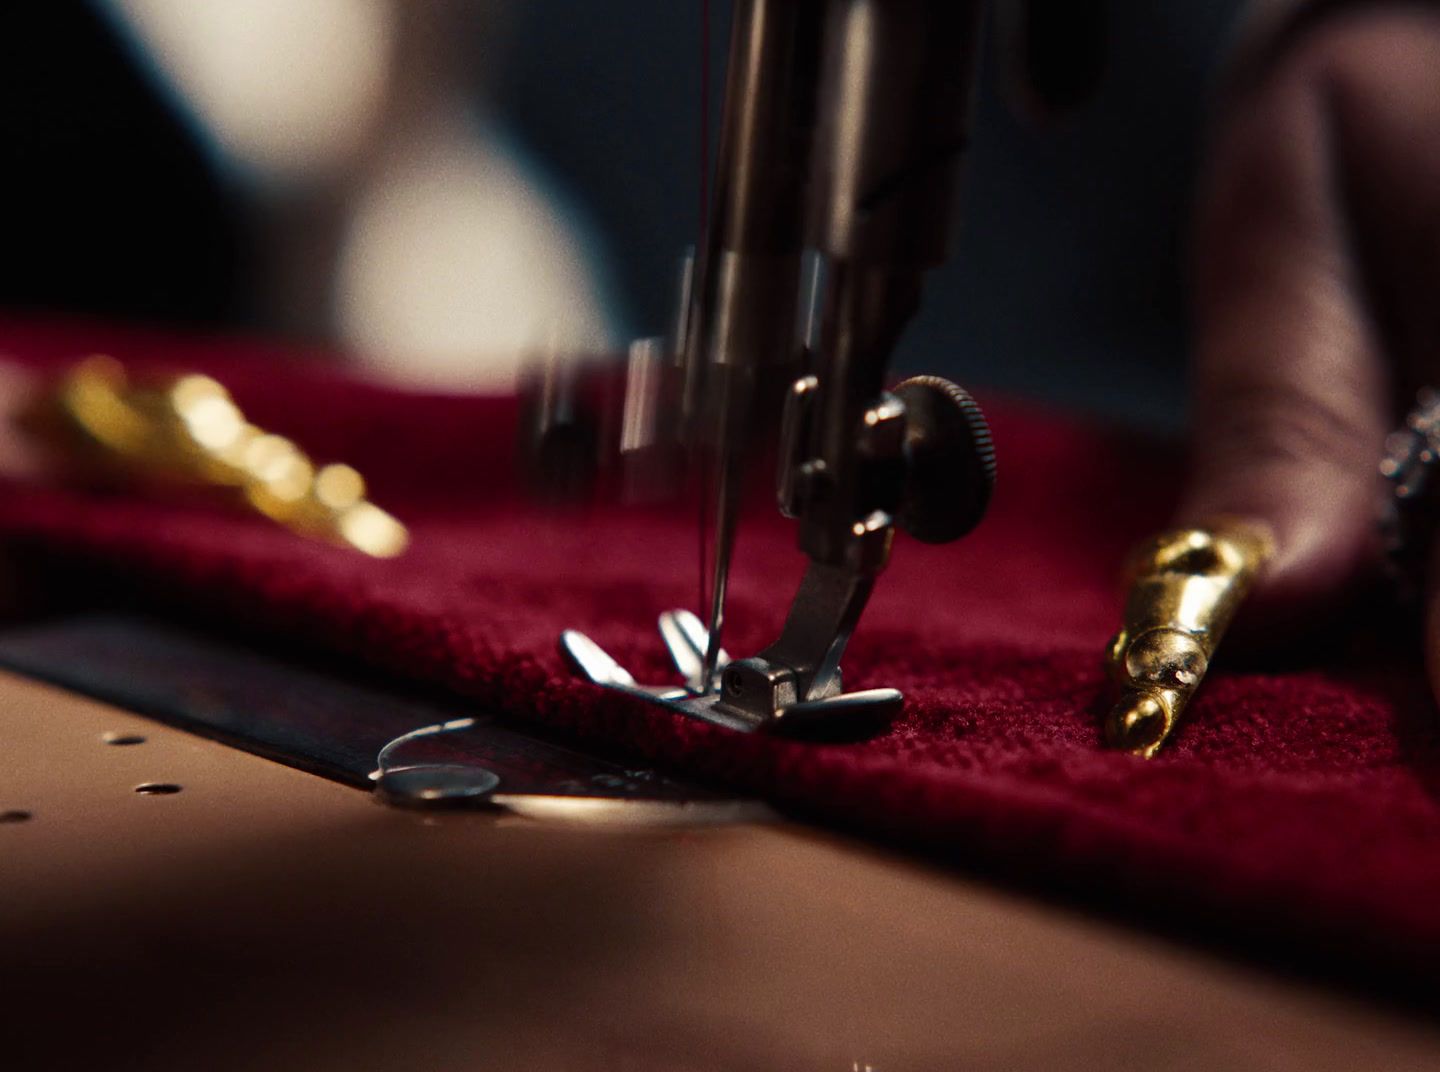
111;0;395;182
334;128;615;390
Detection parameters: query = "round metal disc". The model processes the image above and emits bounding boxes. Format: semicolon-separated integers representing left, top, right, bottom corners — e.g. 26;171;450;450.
376;764;501;808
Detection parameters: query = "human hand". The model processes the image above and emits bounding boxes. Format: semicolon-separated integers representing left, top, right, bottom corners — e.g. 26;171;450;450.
1179;6;1440;683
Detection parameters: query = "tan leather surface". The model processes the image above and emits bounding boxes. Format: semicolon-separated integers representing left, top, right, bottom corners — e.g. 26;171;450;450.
3;668;1438;1071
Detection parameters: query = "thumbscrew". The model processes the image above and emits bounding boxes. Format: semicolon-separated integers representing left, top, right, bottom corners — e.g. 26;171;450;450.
891;375;996;544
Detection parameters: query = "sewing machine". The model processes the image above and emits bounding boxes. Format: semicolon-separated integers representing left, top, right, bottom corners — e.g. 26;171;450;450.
4;4;1438;1068
549;0;997;736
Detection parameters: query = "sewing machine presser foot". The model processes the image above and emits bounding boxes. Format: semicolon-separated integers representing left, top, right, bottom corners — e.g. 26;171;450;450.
561;610;900;739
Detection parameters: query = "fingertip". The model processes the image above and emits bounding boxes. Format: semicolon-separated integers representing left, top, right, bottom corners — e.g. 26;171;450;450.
1176;466;1378;634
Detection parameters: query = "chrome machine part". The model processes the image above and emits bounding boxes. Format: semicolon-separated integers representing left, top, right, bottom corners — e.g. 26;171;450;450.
687;0;826;690
892;375;996;544
561;0;996;739
0;615;755;823
561;615;896;740
719;0;990;730
373;712;767;823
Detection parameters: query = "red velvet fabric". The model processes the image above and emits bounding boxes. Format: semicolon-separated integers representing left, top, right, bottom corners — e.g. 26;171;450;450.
3;319;1438;978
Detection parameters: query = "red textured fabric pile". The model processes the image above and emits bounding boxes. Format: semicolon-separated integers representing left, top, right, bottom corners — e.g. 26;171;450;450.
3;319;1437;979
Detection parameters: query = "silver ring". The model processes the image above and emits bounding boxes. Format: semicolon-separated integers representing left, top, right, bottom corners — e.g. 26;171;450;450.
1379;387;1440;597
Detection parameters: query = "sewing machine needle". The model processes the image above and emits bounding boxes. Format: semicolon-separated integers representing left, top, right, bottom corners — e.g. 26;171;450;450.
702;444;740;694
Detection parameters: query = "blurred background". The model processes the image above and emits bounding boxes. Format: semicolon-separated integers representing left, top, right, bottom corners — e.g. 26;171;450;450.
0;0;1249;425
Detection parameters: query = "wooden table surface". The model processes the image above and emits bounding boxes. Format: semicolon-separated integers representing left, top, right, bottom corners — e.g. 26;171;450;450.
3;669;1438;1071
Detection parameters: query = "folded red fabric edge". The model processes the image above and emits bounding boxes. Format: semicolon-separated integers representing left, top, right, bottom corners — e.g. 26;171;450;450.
1;318;1437;987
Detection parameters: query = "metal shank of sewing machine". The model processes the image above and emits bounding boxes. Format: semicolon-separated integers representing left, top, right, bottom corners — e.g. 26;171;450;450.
551;0;997;739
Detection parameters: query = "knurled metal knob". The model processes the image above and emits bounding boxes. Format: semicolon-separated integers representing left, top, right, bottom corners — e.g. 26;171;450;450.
892;375;996;544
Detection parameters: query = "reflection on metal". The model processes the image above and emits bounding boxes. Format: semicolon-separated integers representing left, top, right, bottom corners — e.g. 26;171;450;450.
555;0;997;742
376;763;502;806
1105;521;1273;758
562;609;900;739
372;713;767;824
489;795;766;826
619;338;668;457
375;718;503;806
0;615;760;825
34;355;408;557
